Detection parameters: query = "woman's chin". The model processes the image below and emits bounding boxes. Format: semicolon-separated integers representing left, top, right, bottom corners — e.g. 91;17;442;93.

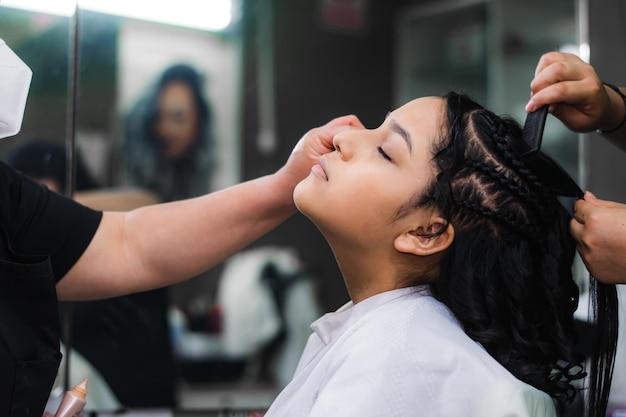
294;187;322;224
293;175;311;201
293;177;311;209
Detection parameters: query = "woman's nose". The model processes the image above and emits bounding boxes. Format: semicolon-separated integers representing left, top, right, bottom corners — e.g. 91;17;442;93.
332;130;357;160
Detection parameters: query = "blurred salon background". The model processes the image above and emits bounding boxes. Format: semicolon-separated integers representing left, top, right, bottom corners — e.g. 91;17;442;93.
0;0;624;415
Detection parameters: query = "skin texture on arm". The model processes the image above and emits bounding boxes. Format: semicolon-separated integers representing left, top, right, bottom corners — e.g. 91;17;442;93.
571;191;626;284
56;115;364;300
527;51;626;151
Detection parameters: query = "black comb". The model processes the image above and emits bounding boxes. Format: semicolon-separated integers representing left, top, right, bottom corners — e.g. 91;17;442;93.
521;105;549;157
520;106;584;198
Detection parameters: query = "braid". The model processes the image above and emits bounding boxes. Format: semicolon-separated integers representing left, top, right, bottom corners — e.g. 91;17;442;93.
426;92;593;414
460;112;558;239
452;197;539;241
487;113;555;213
463;159;533;203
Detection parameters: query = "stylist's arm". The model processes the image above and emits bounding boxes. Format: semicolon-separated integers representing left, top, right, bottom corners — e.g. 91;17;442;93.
57;115;364;300
571;191;626;284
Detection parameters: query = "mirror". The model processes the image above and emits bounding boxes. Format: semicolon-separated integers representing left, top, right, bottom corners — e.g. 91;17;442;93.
69;4;247;412
0;0;584;413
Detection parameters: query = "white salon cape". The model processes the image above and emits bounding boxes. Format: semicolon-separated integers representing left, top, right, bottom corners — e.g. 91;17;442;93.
264;286;556;417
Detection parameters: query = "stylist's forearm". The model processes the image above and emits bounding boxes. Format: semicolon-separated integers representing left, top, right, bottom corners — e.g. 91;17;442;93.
128;172;297;286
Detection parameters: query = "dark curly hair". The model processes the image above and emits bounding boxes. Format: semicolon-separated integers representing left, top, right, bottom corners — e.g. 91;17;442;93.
124;63;215;202
418;92;617;417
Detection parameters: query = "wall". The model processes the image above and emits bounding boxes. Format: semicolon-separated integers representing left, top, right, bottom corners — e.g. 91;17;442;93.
586;0;626;196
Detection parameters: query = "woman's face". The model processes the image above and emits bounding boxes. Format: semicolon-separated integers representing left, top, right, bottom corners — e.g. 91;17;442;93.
153;81;200;159
294;96;444;244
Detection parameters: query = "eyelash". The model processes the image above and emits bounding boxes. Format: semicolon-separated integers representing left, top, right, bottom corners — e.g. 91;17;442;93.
378;146;392;161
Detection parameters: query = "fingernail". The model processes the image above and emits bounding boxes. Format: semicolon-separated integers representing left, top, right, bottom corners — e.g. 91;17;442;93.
525;100;535;112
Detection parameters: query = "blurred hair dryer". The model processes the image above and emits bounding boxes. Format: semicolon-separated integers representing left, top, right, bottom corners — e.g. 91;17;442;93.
0;38;33;139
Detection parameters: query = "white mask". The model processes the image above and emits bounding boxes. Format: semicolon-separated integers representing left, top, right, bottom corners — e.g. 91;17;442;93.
0;38;33;139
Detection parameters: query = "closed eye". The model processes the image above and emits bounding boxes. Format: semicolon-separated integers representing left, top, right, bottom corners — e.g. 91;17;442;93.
378;146;392;162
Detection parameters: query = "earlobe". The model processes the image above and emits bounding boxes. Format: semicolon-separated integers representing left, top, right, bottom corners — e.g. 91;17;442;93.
394;218;455;257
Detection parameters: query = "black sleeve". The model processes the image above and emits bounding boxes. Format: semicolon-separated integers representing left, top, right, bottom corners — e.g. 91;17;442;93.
0;160;103;281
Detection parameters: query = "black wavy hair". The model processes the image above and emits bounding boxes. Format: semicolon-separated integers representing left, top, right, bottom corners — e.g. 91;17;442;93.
420;92;617;417
123;63;215;201
147;63;212;150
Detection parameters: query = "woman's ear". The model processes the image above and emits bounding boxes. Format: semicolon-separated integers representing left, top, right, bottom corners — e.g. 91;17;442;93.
394;217;455;257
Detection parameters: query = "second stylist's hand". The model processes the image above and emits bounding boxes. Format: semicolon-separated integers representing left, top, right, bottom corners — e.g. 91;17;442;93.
527;52;614;133
571;191;626;284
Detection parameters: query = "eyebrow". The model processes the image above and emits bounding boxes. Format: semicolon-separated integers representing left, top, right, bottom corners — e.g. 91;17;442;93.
390;119;412;154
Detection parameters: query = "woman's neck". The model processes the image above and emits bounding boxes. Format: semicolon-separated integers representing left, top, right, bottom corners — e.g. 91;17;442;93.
330;242;405;304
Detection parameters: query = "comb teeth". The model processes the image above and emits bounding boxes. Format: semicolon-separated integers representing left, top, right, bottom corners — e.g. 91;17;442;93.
521;105;549;156
518;105;583;197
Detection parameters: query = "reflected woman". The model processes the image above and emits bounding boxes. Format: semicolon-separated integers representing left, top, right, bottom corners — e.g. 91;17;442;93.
124;63;215;202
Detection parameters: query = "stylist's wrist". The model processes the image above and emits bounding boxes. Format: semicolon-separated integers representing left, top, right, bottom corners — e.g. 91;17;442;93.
272;166;303;213
597;84;626;134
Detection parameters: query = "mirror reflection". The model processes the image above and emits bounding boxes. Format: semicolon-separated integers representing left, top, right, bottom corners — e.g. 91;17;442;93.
68;6;245;411
0;0;589;413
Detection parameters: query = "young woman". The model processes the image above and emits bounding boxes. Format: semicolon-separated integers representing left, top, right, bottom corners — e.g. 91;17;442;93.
264;92;618;417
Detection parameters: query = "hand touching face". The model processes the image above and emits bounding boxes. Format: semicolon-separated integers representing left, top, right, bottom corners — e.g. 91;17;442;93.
294;97;444;248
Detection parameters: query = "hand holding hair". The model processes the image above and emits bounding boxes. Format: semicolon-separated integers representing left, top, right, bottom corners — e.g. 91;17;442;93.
571;191;626;284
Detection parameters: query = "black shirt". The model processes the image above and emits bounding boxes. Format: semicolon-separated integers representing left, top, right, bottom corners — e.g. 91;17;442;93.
0;160;102;280
0;160;102;416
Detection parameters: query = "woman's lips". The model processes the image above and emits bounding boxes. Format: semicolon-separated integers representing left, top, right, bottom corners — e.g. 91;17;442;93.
312;158;328;181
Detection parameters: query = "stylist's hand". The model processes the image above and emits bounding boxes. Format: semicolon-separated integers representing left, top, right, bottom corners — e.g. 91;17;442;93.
571;191;626;284
527;52;613;133
278;115;365;186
